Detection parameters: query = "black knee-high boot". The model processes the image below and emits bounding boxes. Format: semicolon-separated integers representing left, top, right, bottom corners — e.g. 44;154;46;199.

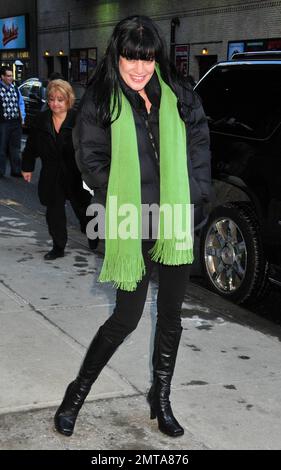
147;325;184;437
54;328;123;436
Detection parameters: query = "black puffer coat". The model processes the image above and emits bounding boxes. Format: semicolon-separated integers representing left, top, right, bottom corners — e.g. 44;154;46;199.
73;73;212;230
22;109;91;207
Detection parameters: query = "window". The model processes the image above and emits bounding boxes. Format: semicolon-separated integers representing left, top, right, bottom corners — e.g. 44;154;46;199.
70;48;97;84
196;65;281;139
30;82;41;98
19;82;32;97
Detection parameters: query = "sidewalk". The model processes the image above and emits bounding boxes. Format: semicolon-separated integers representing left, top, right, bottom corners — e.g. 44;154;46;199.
1;195;281;450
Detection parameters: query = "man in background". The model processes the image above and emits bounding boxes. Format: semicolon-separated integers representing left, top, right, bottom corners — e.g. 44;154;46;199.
0;66;26;178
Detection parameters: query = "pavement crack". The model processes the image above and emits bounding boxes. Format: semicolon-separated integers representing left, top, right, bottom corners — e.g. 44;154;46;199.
0;278;91;350
0;279;29;305
27;302;86;349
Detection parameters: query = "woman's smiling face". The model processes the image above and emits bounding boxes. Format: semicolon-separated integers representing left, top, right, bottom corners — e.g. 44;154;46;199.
118;56;155;92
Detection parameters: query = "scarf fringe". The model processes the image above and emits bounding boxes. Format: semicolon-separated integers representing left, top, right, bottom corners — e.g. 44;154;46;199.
99;254;146;291
149;238;194;265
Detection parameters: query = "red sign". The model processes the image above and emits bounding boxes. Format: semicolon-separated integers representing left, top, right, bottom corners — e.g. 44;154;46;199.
2;23;19;46
175;44;189;77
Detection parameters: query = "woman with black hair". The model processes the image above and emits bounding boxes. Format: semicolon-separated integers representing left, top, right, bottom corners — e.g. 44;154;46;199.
54;15;211;438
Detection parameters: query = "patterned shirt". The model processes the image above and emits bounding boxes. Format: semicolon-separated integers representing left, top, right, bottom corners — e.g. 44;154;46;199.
0;82;20;121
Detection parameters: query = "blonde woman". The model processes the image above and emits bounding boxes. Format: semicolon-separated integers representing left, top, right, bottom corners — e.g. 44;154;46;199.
22;79;94;259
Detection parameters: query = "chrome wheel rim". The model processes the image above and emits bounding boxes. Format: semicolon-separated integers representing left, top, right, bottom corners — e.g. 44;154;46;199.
204;217;247;293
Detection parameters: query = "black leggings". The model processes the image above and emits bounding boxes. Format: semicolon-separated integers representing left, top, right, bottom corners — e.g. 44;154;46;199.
101;243;190;343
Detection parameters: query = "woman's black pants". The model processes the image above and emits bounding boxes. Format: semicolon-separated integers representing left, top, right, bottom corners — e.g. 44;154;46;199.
46;189;90;250
101;243;190;342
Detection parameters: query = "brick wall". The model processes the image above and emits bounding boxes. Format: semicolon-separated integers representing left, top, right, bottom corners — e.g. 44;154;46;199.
36;0;281;80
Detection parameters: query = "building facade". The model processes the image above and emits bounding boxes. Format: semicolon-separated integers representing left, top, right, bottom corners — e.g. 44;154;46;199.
36;0;281;82
1;0;281;83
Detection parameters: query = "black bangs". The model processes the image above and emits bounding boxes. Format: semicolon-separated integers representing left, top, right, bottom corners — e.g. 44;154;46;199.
118;27;160;61
90;15;173;126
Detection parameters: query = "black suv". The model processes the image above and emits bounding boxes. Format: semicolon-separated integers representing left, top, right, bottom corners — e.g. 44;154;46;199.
194;52;281;304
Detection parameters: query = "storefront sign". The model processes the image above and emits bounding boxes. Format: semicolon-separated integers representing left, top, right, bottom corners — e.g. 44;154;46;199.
0;15;28;50
267;38;281;50
228;37;281;59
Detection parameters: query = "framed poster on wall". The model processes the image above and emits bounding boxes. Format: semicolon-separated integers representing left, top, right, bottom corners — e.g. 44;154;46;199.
175;44;189;77
227;41;245;59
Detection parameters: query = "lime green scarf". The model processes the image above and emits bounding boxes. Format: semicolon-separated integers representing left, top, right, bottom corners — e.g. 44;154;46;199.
99;66;193;291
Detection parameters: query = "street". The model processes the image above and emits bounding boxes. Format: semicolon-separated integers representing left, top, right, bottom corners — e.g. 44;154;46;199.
1;148;281;450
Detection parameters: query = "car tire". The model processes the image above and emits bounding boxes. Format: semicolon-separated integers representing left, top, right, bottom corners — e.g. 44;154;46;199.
200;202;269;304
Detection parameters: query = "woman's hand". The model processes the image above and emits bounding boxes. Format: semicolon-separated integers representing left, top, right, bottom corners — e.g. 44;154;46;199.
22;171;32;183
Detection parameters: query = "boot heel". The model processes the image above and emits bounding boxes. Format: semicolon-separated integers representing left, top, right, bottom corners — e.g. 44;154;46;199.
54;329;123;436
54;381;87;436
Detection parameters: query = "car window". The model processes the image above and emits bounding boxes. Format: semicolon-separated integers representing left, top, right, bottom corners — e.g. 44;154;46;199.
19;82;33;97
30;82;41;98
41;86;47;100
196;65;281;139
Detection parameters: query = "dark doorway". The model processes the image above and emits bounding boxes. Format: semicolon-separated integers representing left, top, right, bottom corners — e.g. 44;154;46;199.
45;56;54;78
197;55;217;79
59;56;69;80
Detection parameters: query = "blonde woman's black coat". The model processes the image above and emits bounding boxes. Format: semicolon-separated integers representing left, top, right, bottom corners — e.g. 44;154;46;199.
22;109;91;207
